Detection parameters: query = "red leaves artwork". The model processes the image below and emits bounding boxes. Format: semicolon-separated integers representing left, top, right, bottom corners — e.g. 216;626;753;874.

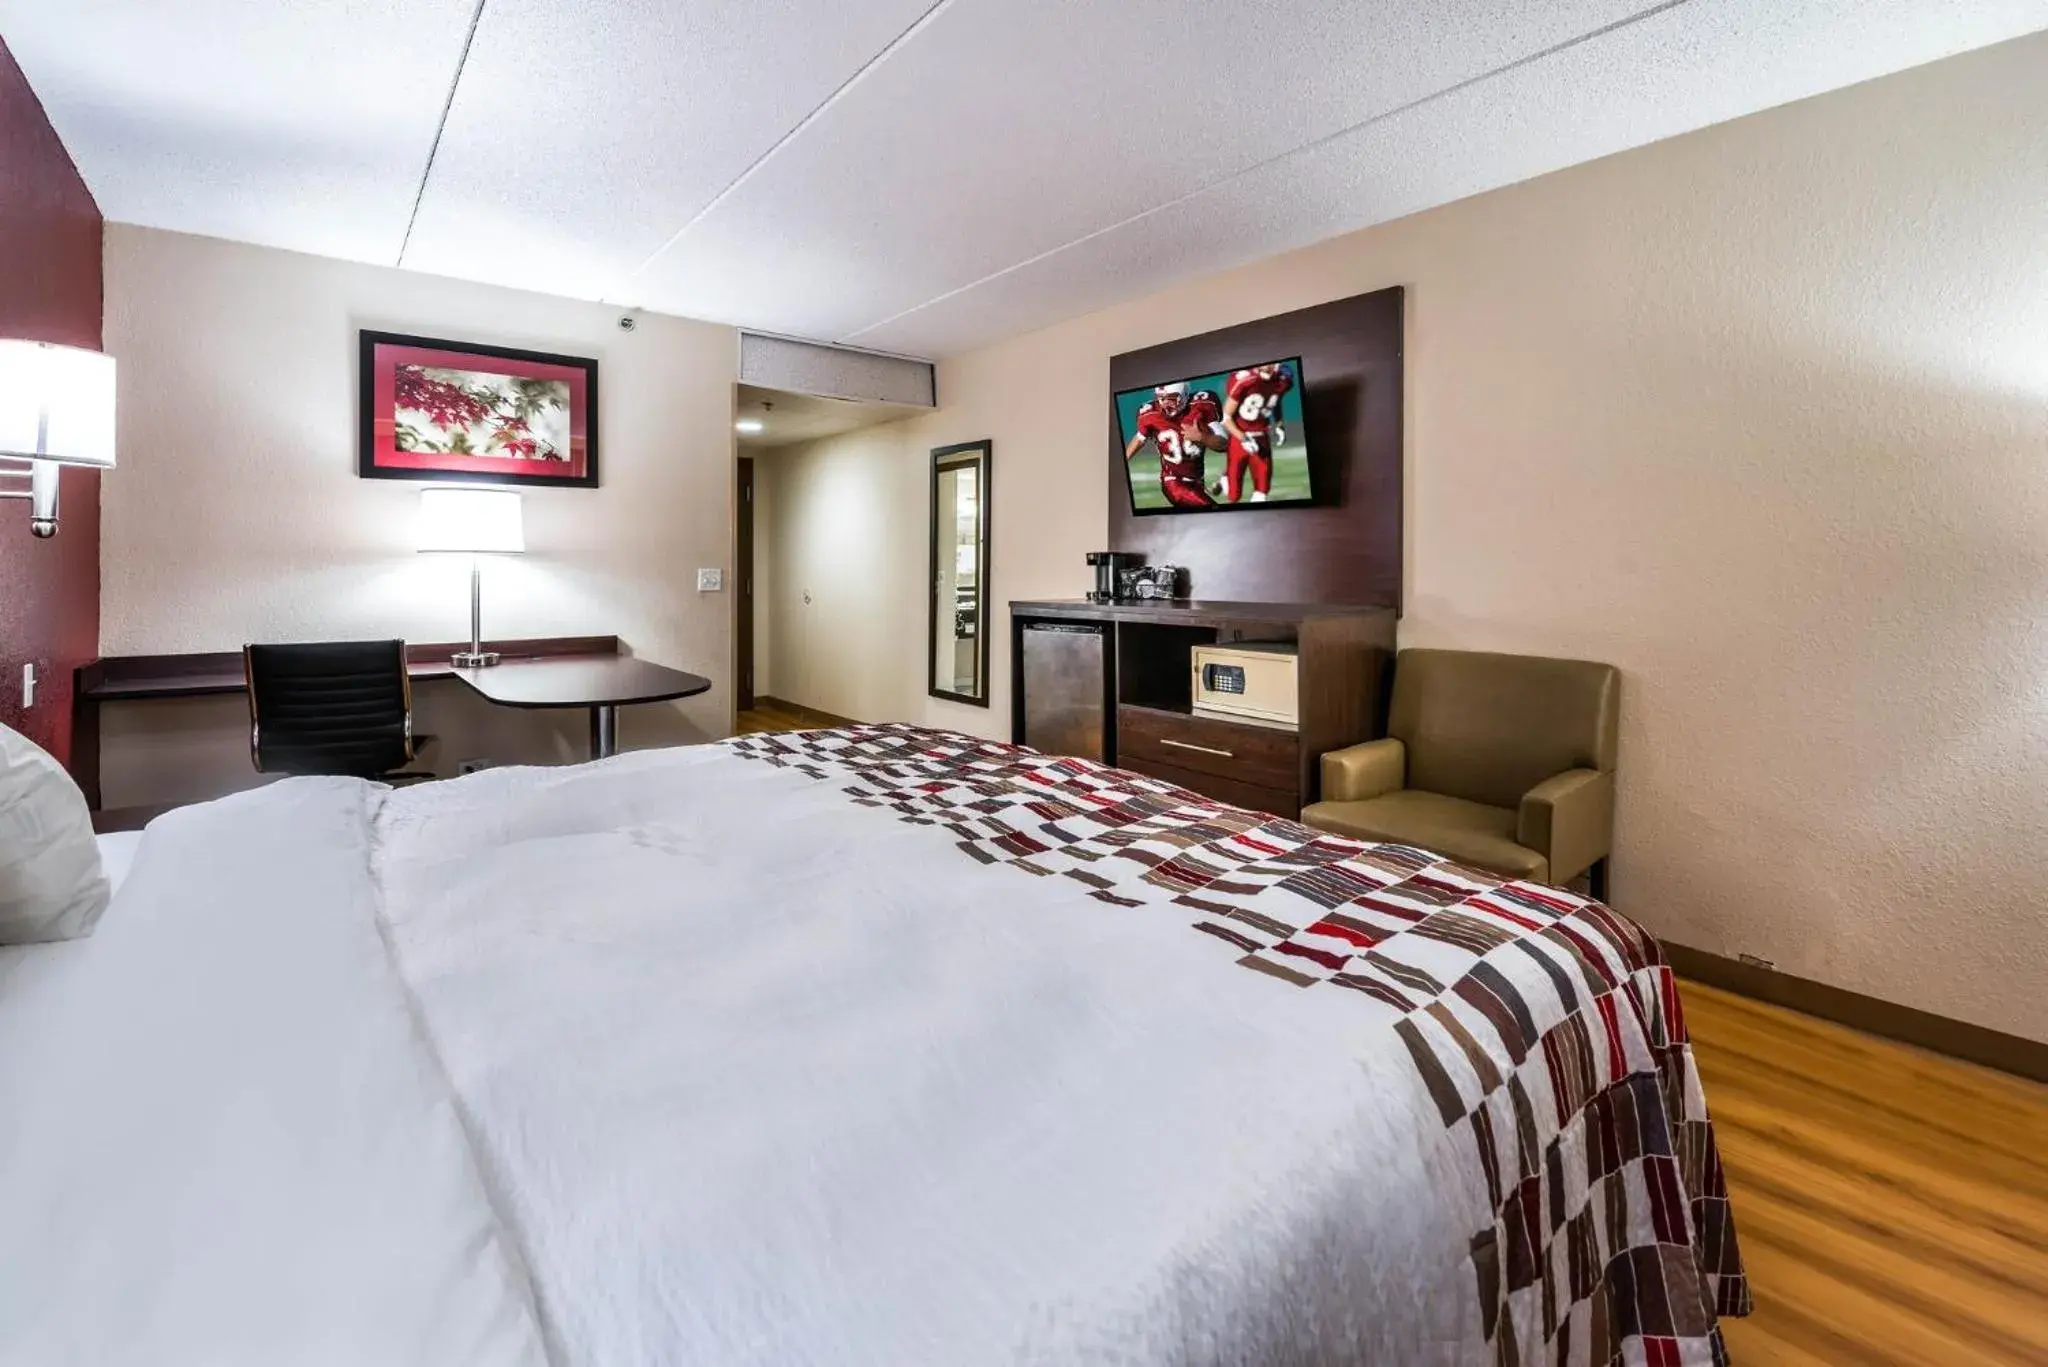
392;364;568;461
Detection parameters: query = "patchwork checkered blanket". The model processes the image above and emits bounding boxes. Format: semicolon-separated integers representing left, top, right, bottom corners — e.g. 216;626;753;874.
729;723;1751;1367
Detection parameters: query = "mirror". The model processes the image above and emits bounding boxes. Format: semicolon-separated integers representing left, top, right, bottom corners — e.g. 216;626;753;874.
929;440;991;706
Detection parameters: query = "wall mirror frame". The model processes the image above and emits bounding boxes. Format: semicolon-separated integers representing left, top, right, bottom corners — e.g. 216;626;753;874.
928;439;992;707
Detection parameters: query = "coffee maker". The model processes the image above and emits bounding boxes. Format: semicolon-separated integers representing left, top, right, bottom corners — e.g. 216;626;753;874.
1085;551;1146;603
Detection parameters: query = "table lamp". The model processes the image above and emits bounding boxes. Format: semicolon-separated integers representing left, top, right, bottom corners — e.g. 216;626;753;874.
417;487;524;666
0;339;117;539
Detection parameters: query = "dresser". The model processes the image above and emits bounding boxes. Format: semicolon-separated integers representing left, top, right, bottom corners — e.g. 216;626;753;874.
1008;600;1397;819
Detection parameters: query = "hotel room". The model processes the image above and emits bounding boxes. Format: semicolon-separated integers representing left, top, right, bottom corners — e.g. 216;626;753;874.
2;3;2044;1363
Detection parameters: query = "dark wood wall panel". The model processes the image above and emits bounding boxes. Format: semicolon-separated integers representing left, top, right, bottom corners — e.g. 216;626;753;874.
0;37;104;773
1107;287;1402;609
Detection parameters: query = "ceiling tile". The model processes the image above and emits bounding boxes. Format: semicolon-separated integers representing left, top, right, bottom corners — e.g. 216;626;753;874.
6;0;2042;358
629;0;1653;339
847;0;2048;356
400;0;939;304
0;0;479;265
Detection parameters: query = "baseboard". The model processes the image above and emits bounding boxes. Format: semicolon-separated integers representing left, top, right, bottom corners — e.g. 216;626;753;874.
752;696;859;728
1664;941;2048;1085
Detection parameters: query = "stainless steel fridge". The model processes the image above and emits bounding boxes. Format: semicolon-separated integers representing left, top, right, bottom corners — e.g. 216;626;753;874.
1020;622;1105;761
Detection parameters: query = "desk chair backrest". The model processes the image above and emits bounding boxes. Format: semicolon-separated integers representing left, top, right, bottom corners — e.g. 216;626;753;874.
243;640;415;778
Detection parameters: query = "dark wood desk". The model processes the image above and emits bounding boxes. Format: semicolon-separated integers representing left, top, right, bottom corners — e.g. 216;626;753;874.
74;636;712;805
454;656;710;759
78;636;623;702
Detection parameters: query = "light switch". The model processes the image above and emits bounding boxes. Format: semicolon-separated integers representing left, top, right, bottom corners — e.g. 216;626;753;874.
696;568;724;591
20;663;33;710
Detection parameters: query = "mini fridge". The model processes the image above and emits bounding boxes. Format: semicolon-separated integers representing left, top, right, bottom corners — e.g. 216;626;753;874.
1020;622;1105;761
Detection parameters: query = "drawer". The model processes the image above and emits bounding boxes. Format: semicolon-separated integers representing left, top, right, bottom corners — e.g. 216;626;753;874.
1116;704;1297;790
1120;754;1299;821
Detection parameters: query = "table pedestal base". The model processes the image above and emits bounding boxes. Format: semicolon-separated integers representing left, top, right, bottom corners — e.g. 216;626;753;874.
590;703;619;759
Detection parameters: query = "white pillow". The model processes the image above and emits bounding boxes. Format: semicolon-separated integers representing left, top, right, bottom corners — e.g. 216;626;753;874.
0;724;110;943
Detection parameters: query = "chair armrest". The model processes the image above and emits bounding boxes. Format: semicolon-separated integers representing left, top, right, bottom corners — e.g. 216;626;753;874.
1320;738;1406;803
1517;769;1614;887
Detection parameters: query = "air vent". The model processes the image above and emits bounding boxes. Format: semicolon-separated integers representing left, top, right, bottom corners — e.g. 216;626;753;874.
738;332;935;408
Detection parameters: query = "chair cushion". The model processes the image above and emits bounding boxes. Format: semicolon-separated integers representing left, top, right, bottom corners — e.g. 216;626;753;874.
1301;789;1549;882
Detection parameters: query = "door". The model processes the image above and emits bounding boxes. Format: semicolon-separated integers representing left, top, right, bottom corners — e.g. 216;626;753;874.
736;457;754;711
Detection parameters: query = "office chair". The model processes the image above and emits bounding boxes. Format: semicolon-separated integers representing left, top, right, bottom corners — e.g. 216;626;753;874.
243;640;435;782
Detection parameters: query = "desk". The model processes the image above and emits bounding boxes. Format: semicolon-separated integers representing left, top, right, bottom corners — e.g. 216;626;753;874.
74;636;711;806
454;656;710;759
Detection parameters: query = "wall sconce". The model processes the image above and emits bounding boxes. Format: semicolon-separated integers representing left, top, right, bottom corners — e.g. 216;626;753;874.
0;340;117;539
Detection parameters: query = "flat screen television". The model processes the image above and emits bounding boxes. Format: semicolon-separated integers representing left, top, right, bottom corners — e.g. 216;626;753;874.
1115;356;1310;515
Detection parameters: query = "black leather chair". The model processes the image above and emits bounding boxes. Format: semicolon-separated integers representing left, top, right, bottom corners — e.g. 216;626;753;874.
243;640;433;781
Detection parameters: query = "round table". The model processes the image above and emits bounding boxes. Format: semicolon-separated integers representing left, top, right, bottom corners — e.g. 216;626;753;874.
454;656;712;759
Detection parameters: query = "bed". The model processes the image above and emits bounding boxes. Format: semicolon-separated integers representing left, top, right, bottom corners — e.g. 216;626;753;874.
0;724;1748;1366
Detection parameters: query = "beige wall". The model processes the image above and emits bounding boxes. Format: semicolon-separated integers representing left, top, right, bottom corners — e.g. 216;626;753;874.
757;34;2048;1042
100;225;738;806
754;425;928;722
755;318;1122;734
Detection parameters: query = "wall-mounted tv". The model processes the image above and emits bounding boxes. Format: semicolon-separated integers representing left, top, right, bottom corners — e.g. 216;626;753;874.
1115;356;1310;515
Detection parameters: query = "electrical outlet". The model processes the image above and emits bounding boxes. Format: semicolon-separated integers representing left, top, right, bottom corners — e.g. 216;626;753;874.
1737;952;1775;971
696;567;724;591
457;758;494;776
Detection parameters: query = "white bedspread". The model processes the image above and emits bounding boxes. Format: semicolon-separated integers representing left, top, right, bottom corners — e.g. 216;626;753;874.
0;781;548;1367
1;735;1744;1364
369;745;1473;1365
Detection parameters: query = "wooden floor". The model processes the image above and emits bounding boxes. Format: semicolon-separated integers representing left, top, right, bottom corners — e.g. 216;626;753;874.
1681;980;2048;1365
733;699;852;736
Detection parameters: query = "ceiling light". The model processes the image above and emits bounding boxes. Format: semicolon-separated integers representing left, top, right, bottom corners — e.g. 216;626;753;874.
735;418;764;434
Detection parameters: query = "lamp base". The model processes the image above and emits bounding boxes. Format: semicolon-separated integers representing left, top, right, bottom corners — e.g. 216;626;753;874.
452;650;501;668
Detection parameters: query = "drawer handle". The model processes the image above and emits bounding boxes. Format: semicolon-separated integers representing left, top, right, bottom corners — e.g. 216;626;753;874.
1160;738;1234;759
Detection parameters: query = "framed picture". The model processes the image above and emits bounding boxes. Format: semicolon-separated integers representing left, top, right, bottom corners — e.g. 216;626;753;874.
358;330;598;487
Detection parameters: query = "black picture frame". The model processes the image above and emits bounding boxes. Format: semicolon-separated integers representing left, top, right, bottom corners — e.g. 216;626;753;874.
357;330;600;489
928;439;992;708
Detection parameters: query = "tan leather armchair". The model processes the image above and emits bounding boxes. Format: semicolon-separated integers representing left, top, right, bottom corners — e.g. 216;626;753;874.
1303;649;1619;895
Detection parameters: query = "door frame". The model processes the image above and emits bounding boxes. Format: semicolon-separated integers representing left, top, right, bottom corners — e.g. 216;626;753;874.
927;439;992;707
736;455;755;711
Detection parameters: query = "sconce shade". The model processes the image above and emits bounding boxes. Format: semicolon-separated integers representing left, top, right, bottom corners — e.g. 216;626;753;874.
417;487;525;554
0;340;117;468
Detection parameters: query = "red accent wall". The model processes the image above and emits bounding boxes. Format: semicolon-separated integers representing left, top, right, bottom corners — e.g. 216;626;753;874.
0;37;102;772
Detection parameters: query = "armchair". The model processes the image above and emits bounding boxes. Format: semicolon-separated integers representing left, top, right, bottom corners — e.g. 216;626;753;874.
1302;649;1619;896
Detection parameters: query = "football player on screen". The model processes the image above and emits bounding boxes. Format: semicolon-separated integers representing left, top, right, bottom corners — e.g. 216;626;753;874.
1125;382;1226;510
1216;361;1296;503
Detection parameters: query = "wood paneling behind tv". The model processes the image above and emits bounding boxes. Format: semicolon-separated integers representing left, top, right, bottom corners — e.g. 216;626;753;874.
1107;286;1403;610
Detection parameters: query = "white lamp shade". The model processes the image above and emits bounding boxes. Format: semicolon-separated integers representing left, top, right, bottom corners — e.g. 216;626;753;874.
417;488;525;553
0;340;116;468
